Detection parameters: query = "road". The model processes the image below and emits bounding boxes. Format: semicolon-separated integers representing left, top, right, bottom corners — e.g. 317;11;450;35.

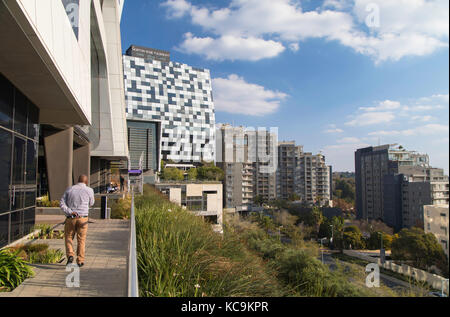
320;251;428;294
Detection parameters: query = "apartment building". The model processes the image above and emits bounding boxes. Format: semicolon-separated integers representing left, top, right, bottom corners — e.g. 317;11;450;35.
156;182;223;233
297;152;332;205
277;142;303;200
0;0;128;247
277;141;332;205
424;205;449;257
216;125;254;211
251;129;278;202
123;46;215;165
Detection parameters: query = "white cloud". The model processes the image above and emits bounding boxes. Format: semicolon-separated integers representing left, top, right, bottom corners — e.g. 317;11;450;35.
212;74;288;116
346;111;395;126
161;0;191;18
368;124;449;137
162;0;449;63
178;33;285;61
324;128;344;134
411;115;434;122
289;43;300;52
359;100;401;112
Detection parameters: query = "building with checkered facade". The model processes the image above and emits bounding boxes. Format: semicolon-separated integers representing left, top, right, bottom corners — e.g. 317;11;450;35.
123;46;215;165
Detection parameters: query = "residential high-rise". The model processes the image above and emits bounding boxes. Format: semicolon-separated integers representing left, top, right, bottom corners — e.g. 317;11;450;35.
216;125;277;209
297;152;332;205
277;141;332;205
249;129;278;203
277;142;303;200
0;0;129;247
123;46;215;165
216;125;254;211
424;205;449;257
355;144;448;231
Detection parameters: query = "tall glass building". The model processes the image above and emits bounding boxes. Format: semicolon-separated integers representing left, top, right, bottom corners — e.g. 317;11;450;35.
123;46;216;165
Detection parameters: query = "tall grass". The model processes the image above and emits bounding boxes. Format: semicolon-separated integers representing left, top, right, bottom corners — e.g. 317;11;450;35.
135;185;283;297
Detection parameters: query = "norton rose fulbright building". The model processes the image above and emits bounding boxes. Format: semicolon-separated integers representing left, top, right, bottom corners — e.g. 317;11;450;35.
0;0;128;247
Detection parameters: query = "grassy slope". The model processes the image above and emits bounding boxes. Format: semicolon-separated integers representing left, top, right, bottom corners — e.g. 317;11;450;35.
135;185;404;297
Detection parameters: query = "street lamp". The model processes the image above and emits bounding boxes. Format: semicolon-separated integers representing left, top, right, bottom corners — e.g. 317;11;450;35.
378;232;385;264
319;237;327;264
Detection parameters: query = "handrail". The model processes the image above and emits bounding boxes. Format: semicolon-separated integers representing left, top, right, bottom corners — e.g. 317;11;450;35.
128;188;139;297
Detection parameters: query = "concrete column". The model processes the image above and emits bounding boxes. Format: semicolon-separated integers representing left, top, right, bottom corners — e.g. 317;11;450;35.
73;144;91;185
90;157;100;193
44;128;73;201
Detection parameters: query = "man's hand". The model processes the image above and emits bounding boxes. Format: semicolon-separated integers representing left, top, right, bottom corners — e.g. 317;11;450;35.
71;212;79;218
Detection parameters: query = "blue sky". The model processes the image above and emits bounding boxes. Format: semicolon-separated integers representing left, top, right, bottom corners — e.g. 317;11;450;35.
120;0;449;172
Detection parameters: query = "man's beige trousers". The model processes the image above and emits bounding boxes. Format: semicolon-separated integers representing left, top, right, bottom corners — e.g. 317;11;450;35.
64;218;88;264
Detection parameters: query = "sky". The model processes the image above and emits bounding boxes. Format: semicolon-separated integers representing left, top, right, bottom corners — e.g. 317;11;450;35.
120;0;449;173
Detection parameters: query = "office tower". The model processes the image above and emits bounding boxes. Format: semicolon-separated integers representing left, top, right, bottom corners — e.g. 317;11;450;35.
0;0;129;247
355;144;448;230
123;46;216;164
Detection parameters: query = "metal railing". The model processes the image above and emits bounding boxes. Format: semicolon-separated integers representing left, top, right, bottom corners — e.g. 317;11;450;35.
127;188;139;297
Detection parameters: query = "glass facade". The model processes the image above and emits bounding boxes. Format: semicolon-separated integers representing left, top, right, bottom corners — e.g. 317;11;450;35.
0;73;39;248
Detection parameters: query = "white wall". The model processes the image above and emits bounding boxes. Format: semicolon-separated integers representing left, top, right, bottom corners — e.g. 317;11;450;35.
16;0;92;123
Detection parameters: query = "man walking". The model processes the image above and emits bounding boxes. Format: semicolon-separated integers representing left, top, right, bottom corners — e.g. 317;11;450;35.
60;175;95;267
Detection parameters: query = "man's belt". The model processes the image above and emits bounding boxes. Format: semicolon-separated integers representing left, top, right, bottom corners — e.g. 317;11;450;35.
67;216;89;219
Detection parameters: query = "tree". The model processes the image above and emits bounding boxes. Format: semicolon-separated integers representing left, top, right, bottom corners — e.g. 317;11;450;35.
366;231;393;250
391;227;448;276
161;168;184;181
254;195;265;206
343;226;365;249
187;168;198;180
304;207;324;238
197;165;224;181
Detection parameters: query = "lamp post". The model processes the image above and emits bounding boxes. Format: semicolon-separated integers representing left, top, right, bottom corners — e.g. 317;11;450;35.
330;225;334;247
320;238;327;264
379;232;385;264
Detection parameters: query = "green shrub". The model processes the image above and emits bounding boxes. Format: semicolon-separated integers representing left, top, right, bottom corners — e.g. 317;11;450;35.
135;185;282;297
36;194;60;207
0;249;34;291
28;249;64;264
11;244;64;264
111;196;132;219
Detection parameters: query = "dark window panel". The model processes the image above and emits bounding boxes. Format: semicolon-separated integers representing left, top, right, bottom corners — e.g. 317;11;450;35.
23;208;35;236
26;140;38;185
0;129;12;213
10;210;23;242
13;89;28;136
0;213;8;248
27;102;39;141
0;73;14;129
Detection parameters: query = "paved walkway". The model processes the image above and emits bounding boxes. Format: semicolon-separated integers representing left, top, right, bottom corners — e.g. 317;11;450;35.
1;219;130;297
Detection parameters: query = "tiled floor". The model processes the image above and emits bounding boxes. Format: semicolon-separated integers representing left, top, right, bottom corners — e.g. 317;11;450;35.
1;219;130;297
